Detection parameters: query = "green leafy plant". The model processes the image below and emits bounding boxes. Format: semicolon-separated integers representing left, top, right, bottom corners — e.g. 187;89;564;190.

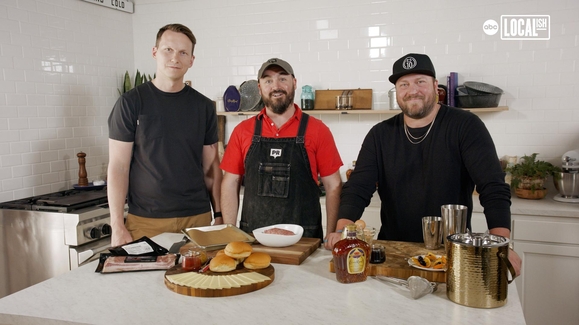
506;153;561;191
118;70;155;95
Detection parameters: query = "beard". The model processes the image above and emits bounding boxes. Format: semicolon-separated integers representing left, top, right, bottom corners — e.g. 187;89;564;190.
398;87;438;119
262;87;295;115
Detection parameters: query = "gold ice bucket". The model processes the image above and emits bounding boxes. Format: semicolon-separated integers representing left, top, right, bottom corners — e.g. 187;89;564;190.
446;233;516;308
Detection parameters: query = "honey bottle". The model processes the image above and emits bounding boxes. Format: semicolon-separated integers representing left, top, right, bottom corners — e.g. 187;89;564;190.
332;224;371;283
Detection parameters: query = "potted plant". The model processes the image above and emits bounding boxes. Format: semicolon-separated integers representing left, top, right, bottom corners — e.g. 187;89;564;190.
118;70;155;95
505;153;561;199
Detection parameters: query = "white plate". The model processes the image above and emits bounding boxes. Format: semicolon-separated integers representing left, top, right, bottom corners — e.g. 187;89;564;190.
408;255;446;272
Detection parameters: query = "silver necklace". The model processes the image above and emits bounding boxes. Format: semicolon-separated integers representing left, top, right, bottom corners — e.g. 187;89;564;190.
404;115;437;145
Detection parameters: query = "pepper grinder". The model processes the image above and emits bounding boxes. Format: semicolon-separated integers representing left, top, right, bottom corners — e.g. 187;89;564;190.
77;152;88;186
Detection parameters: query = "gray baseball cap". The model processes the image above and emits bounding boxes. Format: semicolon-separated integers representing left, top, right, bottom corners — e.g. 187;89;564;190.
258;58;294;78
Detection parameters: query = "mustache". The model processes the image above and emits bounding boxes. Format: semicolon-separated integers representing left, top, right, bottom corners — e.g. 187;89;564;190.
403;95;424;101
270;90;287;97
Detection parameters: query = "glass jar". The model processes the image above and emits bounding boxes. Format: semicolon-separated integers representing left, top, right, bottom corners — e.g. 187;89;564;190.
301;85;315;110
181;246;206;271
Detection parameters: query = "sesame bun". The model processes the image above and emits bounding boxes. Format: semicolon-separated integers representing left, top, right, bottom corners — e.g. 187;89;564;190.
224;241;253;259
209;254;237;272
243;252;271;270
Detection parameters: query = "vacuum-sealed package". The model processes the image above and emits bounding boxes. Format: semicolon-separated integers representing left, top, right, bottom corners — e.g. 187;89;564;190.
96;253;177;274
108;236;169;256
95;236;175;273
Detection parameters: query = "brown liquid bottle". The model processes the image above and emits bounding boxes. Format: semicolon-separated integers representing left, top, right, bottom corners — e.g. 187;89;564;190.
332;224;370;283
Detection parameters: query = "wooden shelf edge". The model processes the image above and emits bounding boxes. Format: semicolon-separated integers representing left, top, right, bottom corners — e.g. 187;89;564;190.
217;106;508;116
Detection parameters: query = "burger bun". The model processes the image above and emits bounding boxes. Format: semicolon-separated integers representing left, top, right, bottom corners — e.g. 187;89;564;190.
224;241;253;259
209;254;237;273
243;252;271;270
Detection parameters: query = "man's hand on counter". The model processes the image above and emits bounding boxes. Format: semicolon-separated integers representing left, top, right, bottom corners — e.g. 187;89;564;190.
324;232;342;250
508;249;522;278
111;226;133;247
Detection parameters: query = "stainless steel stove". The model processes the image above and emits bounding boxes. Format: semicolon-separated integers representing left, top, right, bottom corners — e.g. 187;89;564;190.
0;188;122;298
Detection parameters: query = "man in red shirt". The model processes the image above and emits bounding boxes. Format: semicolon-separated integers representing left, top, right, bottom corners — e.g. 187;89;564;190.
221;58;343;249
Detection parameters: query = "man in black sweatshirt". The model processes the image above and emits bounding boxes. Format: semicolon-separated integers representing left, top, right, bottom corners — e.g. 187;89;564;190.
332;53;521;276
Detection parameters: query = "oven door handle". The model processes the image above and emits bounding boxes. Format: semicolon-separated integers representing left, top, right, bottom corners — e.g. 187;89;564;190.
78;249;95;265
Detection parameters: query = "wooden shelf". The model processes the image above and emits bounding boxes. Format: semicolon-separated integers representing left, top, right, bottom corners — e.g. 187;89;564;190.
217;106;508;116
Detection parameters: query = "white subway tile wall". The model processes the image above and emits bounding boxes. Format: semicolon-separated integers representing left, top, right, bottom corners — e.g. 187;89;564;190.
0;0;578;200
0;0;134;201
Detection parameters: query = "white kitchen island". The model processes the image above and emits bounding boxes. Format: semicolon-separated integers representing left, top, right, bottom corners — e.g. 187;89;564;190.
0;233;526;325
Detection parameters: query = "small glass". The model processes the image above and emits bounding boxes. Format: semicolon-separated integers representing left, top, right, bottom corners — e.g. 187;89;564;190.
370;244;386;264
363;227;376;244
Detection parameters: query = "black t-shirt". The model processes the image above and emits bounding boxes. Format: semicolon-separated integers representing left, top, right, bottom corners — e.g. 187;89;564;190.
108;82;218;218
339;105;511;242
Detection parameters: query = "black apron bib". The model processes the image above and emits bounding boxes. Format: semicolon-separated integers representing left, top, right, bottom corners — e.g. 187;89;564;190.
240;113;323;239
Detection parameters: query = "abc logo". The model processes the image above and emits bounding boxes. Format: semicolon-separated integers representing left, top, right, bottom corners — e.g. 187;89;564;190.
483;19;499;35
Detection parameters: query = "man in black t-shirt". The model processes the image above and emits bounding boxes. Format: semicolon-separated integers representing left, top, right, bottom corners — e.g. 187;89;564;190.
107;24;222;246
332;53;521;277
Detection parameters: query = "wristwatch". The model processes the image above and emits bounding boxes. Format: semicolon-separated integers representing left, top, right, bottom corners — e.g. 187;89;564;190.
508;241;515;250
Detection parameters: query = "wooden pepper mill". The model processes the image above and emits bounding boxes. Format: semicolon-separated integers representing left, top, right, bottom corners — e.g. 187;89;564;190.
77;152;88;186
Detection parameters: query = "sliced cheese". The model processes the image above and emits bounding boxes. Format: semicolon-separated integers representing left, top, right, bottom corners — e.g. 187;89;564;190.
206;276;221;290
240;271;271;283
227;274;249;286
223;275;241;288
216;276;231;289
166;272;191;282
233;273;258;285
197;275;215;289
183;273;205;287
183;273;205;288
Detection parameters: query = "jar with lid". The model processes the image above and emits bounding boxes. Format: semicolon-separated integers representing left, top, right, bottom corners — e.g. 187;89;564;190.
388;87;400;110
181;246;207;271
332;224;370;283
301;85;315;110
216;97;225;112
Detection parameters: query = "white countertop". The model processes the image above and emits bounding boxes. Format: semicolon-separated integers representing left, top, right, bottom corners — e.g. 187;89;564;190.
348;187;578;218
0;233;526;325
472;192;578;218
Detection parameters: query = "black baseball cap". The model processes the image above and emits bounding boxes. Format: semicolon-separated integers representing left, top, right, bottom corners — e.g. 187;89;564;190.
389;53;436;84
258;58;294;78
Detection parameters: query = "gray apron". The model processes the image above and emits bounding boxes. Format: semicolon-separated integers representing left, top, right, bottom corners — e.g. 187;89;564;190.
240;113;323;239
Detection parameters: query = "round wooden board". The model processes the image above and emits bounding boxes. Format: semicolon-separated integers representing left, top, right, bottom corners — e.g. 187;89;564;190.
164;264;275;297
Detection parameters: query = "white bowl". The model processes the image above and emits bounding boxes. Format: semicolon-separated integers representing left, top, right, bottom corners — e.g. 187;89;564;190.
252;224;304;247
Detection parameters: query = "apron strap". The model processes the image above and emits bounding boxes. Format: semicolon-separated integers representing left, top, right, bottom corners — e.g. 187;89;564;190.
252;114;263;143
296;113;309;144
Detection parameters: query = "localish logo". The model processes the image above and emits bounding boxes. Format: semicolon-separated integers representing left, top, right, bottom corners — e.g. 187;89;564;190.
402;57;417;70
270;148;282;158
482;19;499;36
500;15;550;40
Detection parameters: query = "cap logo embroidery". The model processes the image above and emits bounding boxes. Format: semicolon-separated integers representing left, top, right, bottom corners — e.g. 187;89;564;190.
402;57;417;70
270;148;282;158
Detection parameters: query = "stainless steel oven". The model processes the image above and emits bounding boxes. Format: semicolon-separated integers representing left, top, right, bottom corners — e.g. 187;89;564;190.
0;188;120;298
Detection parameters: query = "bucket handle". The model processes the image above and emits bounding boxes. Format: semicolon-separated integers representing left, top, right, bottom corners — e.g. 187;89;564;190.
497;251;517;284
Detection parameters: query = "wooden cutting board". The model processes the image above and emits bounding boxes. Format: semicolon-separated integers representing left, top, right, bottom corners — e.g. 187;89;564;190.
251;237;321;265
180;237;320;265
164;264;274;297
330;240;447;283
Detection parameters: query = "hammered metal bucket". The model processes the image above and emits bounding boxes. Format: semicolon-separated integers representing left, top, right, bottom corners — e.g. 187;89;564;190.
446;232;516;308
